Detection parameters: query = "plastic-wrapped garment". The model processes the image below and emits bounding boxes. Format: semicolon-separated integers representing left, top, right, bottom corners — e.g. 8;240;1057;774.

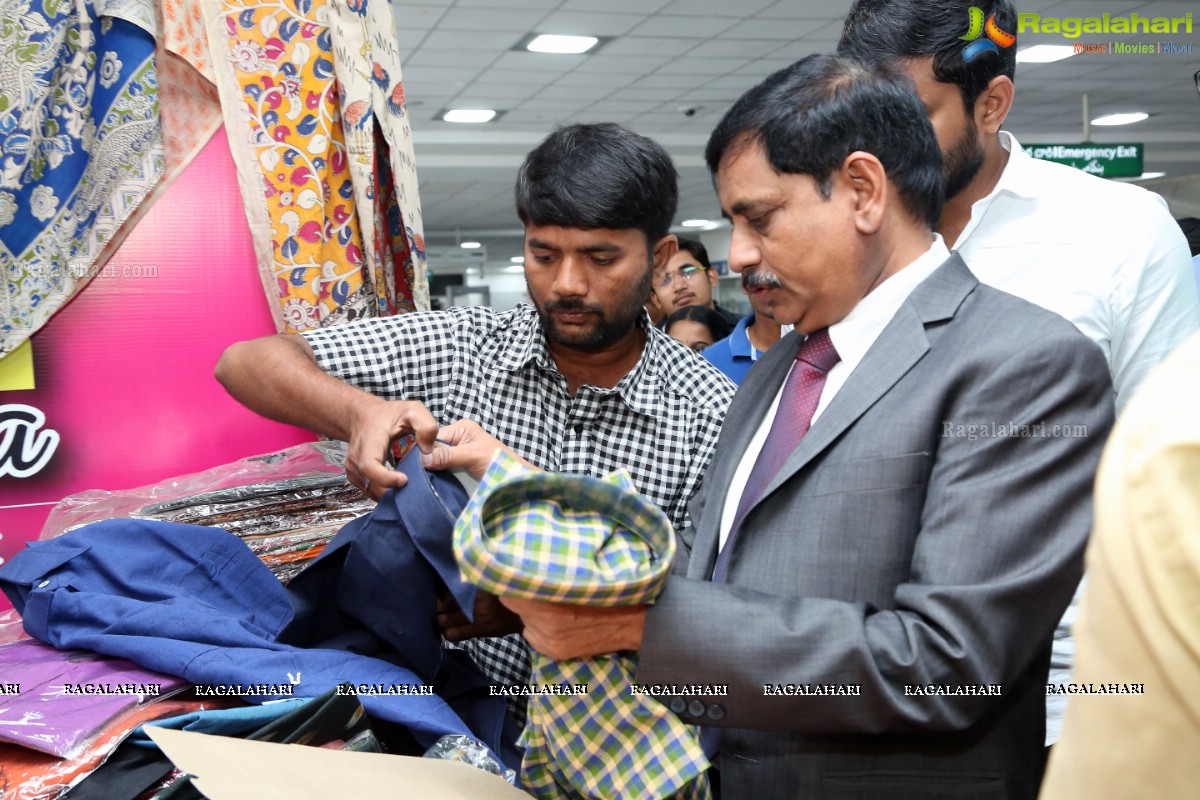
0;696;233;800
40;441;356;538
38;441;373;583
0;640;187;758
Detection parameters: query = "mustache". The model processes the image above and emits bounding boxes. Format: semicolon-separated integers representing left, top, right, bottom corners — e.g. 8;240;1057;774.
544;298;604;314
742;271;784;291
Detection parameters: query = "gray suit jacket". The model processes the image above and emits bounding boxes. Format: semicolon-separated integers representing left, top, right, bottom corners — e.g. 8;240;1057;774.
638;254;1115;799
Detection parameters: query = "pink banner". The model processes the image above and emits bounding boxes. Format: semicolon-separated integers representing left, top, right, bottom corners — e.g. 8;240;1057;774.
0;128;314;590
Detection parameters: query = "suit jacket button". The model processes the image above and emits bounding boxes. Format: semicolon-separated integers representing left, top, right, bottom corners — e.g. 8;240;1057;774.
688;700;706;717
669;698;688;715
707;704;726;721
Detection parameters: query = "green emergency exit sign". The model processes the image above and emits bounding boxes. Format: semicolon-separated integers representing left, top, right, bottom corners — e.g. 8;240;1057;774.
1022;143;1144;178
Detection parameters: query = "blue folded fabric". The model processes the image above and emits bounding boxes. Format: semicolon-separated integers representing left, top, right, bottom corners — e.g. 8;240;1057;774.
129;700;307;747
0;447;503;756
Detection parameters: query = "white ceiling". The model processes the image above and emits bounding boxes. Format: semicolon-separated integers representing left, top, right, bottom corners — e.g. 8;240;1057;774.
391;0;1200;268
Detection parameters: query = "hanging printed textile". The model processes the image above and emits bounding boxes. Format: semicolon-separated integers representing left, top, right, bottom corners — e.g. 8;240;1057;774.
0;0;164;356
201;0;428;331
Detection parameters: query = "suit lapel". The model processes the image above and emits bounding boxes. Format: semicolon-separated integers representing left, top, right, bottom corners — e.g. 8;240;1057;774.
687;332;803;579
748;254;979;524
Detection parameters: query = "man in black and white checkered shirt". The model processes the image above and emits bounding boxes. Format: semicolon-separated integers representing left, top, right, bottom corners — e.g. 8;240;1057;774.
216;122;736;712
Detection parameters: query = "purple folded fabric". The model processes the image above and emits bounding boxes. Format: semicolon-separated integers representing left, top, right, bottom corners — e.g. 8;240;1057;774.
0;640;186;757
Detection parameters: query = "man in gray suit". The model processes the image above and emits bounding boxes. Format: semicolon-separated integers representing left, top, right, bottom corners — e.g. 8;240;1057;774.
493;55;1114;799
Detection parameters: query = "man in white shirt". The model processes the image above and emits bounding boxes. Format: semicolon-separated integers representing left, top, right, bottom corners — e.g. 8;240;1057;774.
838;0;1200;745
491;54;1113;799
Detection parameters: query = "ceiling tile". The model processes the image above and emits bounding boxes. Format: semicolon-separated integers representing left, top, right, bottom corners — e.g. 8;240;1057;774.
766;38;840;60
402;65;485;86
532;11;650;37
418;29;526;50
600;36;706;56
454;0;561;7
435;6;552;31
659;0;778;17
561;0;674;13
756;0;851;18
684;38;789;58
457;82;546;100
613;87;689;102
583;99;665;114
392;4;451;28
489;51;590;71
466;69;558;88
629;15;740;38
397;30;428;52
731;57;797;75
656;57;753;76
408;49;500;69
719;17;829;39
535;83;617;101
633;73;708;89
571;54;673;74
553;71;645;88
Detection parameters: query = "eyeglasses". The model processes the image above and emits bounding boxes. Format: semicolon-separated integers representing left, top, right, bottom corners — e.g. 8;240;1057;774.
1195;67;1200;99
656;264;708;288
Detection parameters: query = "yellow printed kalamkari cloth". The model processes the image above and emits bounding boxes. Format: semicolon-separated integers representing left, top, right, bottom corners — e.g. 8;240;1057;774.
200;0;427;332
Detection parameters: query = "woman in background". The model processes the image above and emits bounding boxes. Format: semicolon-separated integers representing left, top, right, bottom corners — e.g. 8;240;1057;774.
664;306;733;354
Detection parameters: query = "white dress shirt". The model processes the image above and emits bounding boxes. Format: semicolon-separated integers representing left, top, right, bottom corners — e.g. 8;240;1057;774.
719;237;951;549
950;132;1200;744
954;132;1199;415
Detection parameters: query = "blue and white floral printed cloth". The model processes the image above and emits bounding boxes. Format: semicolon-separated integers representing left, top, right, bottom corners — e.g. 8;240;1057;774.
0;0;163;355
454;450;711;800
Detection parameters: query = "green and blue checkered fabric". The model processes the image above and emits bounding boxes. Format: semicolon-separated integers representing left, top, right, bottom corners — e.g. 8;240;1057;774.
454;450;711;800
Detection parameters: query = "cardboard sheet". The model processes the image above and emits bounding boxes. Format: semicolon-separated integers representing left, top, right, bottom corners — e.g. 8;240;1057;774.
146;726;531;799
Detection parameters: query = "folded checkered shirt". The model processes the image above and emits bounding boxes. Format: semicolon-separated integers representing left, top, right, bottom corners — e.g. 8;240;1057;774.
454;450;711;800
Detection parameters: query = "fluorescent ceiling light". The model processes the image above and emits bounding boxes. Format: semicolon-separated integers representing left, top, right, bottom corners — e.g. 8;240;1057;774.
527;34;598;54
505;265;525;273
510;256;525;263
1016;45;1076;64
1091;112;1149;126
460;241;481;249
681;219;710;227
443;109;496;124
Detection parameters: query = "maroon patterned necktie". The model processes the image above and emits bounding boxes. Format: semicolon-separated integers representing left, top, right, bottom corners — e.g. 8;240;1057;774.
713;328;840;581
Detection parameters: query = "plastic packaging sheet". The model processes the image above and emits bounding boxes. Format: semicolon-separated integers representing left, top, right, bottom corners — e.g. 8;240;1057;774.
0;640;187;758
40;441;362;539
37;442;374;584
0;607;30;646
423;734;519;785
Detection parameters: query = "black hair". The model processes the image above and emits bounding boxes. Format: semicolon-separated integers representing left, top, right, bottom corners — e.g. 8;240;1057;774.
704;53;943;229
1177;218;1200;257
664;305;733;343
838;0;1017;112
515;123;679;247
675;237;712;269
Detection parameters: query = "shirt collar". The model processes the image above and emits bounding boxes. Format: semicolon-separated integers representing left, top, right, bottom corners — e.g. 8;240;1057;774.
727;314;755;359
614;314;666;417
827;236;950;368
499;304;659;417
983;131;1040;203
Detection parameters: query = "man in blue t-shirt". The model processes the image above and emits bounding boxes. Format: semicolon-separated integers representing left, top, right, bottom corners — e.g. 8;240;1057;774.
703;271;782;384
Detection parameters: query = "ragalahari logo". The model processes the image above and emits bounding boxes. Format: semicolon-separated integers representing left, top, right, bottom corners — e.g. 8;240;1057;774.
961;7;1016;62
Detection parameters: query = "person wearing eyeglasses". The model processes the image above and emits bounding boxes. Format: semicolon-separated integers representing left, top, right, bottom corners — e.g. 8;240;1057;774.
651;237;744;328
